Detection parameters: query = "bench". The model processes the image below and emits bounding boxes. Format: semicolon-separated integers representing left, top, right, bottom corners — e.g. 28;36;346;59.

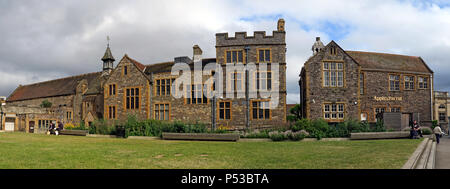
350;131;410;140
59;130;89;136
162;132;240;142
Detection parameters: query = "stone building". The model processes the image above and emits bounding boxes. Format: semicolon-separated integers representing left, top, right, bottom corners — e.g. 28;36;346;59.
300;37;434;130
433;91;450;132
2;19;287;132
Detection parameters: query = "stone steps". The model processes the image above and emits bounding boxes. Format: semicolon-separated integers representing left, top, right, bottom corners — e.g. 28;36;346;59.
402;137;436;169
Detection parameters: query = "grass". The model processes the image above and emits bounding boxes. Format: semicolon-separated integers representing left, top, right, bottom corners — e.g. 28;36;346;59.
0;132;421;169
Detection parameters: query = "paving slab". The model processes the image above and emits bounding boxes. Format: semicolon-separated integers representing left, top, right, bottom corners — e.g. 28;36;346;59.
435;136;450;169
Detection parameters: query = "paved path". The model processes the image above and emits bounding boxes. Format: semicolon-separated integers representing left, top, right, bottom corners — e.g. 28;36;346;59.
435;136;450;169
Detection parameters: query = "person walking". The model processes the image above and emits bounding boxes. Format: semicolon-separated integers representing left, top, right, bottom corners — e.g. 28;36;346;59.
434;125;445;144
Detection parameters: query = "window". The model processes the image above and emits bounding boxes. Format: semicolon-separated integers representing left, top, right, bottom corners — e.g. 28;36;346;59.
374;107;386;121
360;73;364;95
257;49;271;63
186;84;207;104
390;107;401;113
107;106;116;119
123;66;128;75
230;72;244;92
125;87;140;110
218;101;231;120
418;76;429;89
404;75;415;90
251;100;271;120
226;50;244;63
108;84;116;96
155;78;175;96
38;120;56;129
330;47;337;55
439;104;446;109
389;74;400;91
439;113;446;122
66;111;73;121
323;62;343;87
255;71;272;90
154;103;170;120
323;103;344;120
361;113;367;121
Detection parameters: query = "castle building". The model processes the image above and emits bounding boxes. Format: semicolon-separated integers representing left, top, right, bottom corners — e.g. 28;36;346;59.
300;38;434;129
1;19;287;132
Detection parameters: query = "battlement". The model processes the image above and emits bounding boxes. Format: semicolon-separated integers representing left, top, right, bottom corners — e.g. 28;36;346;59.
216;30;285;47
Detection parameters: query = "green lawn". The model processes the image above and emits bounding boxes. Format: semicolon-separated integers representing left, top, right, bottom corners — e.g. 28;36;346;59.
0;132;421;169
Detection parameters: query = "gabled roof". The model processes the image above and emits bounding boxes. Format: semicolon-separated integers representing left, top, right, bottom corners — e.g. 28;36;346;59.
346;51;433;73
7;72;102;102
125;55;146;71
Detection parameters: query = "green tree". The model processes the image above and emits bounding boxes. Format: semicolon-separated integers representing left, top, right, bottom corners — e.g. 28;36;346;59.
40;100;52;108
289;104;302;121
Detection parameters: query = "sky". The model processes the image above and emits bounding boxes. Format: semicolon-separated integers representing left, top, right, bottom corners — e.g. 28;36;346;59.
0;0;449;104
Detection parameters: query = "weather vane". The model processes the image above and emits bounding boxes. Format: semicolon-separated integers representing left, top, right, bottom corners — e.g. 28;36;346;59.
107;36;110;47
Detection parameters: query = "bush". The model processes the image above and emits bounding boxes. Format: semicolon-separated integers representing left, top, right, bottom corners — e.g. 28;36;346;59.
372;121;386;132
288;131;306;141
122;115;210;138
89;119;116;135
292;119;312;132
241;129;272;138
422;127;432;135
269;131;287;141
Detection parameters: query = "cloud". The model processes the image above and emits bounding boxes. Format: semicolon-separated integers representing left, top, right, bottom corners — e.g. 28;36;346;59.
0;0;449;104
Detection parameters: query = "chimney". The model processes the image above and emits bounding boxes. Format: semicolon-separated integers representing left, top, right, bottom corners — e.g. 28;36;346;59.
193;45;203;62
277;18;285;32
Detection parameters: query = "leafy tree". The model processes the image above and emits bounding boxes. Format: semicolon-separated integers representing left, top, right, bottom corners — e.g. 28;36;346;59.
40;100;52;108
289;104;302;121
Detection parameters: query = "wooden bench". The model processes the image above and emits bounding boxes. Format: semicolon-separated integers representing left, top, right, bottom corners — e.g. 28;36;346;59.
59;130;89;136
350;131;410;140
162;132;239;142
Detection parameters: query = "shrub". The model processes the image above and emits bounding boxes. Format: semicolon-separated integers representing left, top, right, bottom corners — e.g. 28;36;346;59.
241;129;271;138
288;131;306;141
372;121;386;132
422;127;432;135
89;119;116;135
292;119;312;132
40;100;52;108
269;131;287;141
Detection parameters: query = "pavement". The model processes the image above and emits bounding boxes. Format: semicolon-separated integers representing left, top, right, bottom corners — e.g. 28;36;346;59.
435;136;450;169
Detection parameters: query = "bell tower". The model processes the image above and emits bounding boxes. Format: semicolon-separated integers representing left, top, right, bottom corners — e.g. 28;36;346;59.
312;37;324;55
101;36;115;74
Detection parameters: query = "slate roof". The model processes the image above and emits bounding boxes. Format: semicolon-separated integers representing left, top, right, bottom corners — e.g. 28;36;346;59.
143;58;217;75
7;72;102;102
101;46;115;61
345;51;433;73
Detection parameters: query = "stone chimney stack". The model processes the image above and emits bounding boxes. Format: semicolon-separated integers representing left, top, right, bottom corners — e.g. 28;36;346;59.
277;18;285;32
193;45;203;62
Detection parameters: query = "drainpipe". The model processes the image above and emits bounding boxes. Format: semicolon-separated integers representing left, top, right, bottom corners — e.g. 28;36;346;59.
431;74;434;122
244;46;250;131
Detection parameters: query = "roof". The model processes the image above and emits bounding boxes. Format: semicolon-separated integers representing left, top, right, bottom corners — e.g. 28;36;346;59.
7;72;102;102
143;58;217;75
125;55;146;71
345;51;433;73
101;46;115;61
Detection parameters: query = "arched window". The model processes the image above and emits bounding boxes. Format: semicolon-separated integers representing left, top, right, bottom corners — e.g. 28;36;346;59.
439;104;446;109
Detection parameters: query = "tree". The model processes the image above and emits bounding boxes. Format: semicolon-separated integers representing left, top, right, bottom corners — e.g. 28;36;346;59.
40;100;52;108
289;104;302;121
